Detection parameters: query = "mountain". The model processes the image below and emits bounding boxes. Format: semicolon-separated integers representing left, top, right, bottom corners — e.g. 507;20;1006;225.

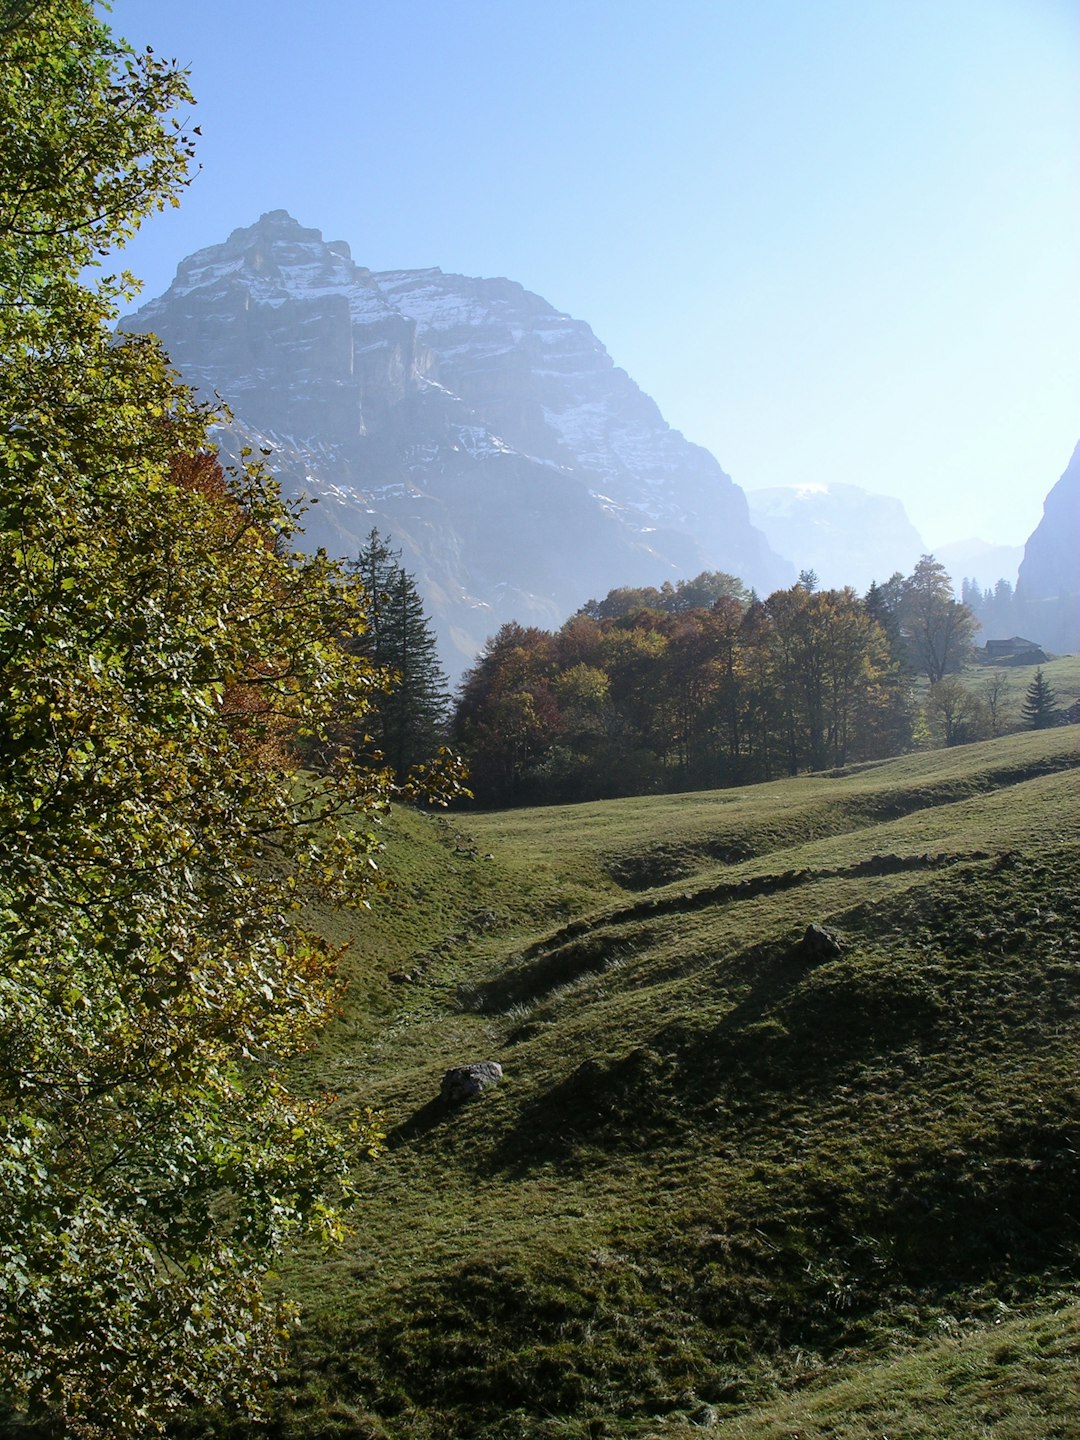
933;537;1023;591
122;211;791;679
745;481;925;592
1015;441;1080;652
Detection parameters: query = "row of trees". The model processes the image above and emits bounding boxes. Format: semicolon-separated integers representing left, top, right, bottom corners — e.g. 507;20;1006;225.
453;581;893;805
449;559;994;807
0;6;459;1434
921;666;1066;747
962;575;1020;638
329;549;1050;810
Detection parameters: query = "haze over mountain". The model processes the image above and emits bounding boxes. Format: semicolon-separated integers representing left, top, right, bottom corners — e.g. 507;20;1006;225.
934;537;1023;592
123;211;791;677
1015;440;1080;653
746;482;926;592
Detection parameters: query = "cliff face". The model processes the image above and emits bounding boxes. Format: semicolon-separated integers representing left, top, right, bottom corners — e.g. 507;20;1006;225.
124;210;791;677
746;482;926;593
1015;442;1080;653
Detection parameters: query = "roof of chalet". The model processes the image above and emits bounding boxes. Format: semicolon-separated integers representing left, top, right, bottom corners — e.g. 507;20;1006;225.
985;636;1043;650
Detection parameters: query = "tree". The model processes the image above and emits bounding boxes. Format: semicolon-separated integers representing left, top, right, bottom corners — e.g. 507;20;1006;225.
899;556;977;682
347;530;451;784
1020;668;1061;730
864;573;908;671
579;571;749;621
667;571;751;612
978;671;1013;737
924;677;989;747
0;6;458;1433
453;623;564;803
757;585;910;774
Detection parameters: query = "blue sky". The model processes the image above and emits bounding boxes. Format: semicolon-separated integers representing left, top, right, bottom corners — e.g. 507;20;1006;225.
107;0;1078;551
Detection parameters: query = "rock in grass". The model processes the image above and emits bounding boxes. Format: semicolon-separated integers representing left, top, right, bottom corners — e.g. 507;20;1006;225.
799;923;843;962
441;1061;503;1104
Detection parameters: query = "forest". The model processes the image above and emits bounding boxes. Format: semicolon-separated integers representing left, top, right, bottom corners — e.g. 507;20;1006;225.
451;561;981;807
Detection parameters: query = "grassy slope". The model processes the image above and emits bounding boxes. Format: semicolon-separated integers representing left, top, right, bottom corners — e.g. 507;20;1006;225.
212;728;1080;1439
922;652;1080;731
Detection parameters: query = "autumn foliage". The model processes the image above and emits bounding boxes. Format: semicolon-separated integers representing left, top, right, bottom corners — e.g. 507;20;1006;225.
454;580;915;806
0;4;464;1433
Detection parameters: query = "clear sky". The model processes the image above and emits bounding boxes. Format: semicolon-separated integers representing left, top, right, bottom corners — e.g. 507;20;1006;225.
106;0;1078;550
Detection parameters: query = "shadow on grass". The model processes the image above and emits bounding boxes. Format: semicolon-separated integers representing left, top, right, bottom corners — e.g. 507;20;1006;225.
385;1094;457;1150
480;917;954;1180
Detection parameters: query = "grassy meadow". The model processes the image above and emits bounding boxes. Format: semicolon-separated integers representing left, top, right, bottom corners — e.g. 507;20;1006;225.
925;651;1080;733
199;725;1079;1439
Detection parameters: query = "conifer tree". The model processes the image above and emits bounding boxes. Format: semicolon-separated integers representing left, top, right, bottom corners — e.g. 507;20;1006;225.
348;530;451;783
1020;668;1061;729
864;574;908;671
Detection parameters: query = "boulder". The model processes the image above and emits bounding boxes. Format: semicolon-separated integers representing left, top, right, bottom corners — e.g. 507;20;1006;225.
441;1061;503;1104
798;923;843;963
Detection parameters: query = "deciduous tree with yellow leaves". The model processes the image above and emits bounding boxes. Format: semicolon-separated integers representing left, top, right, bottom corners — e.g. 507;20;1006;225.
0;4;454;1433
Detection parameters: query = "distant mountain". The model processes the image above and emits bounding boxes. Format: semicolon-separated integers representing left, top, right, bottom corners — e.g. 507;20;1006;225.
745;482;925;592
934;538;1023;591
123;211;790;679
1015;442;1080;653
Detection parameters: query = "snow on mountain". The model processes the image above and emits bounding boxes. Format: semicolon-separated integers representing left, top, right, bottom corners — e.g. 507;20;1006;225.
746;481;926;593
123;210;791;678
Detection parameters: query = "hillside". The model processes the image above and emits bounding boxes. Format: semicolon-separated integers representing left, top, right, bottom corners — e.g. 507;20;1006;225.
178;726;1080;1439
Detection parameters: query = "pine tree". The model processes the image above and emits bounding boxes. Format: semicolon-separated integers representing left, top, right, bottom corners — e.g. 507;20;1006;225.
864;573;908;671
1020;668;1061;729
348;530;451;782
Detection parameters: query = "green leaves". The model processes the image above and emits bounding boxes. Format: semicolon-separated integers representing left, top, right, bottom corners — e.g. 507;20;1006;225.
0;5;418;1433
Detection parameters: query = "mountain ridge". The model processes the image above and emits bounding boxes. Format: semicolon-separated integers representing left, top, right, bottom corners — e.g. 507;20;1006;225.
746;480;926;591
123;210;792;678
1015;440;1080;652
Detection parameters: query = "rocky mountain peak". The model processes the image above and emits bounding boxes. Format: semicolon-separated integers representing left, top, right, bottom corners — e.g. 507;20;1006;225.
123;212;791;678
746;482;926;592
166;209;367;298
1015;441;1080;652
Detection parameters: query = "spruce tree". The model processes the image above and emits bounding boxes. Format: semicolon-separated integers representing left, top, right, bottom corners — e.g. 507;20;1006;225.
349;530;450;782
1020;668;1060;729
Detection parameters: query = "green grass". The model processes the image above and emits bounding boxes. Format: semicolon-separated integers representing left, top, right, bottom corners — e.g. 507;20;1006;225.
186;725;1079;1440
916;651;1080;734
663;1301;1080;1439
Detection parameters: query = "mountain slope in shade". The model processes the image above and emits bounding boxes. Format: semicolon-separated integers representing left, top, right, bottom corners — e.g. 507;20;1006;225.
1015;441;1080;653
746;482;925;592
123;211;790;678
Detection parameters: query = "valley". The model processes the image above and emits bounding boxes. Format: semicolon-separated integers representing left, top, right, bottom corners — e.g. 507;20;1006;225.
221;727;1080;1439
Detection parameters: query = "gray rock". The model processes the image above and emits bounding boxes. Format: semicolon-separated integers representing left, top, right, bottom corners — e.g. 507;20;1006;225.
690;1403;720;1428
441;1061;504;1104
799;923;843;963
1016;441;1080;653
